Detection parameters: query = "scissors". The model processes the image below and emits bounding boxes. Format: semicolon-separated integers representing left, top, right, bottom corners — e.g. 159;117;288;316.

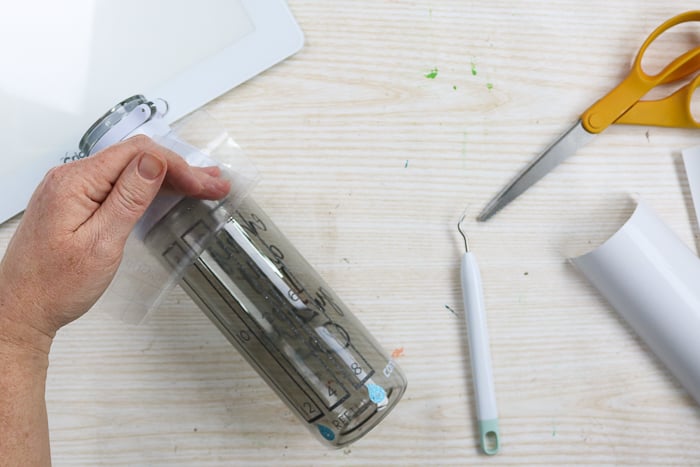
477;11;700;222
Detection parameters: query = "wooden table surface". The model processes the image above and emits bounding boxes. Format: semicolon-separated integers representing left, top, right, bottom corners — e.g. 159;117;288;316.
3;1;700;465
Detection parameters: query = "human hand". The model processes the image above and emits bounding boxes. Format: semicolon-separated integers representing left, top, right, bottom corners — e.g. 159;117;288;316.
0;135;230;353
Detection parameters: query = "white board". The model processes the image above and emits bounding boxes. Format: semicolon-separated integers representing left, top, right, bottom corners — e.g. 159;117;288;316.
0;0;303;223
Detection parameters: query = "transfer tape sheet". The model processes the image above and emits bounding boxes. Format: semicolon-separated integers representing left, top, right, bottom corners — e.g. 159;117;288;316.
570;148;700;406
96;111;260;325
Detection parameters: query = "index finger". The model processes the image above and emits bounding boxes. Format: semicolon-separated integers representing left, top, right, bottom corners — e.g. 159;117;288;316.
71;135;229;204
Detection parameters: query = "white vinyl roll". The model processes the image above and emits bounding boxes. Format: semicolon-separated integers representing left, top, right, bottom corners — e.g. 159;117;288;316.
571;200;700;405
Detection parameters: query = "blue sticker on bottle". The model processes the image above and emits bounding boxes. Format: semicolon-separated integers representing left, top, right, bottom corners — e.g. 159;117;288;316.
317;424;335;441
366;383;387;404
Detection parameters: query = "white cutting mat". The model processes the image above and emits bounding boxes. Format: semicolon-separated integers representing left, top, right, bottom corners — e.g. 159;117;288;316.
0;0;303;223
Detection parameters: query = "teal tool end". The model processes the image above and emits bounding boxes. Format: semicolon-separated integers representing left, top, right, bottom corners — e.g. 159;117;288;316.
478;419;500;455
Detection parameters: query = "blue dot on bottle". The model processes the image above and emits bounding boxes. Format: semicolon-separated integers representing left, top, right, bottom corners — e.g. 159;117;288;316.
317;424;335;441
366;383;387;403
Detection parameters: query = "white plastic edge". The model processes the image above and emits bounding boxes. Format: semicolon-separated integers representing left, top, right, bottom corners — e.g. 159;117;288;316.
682;146;700;232
154;0;304;124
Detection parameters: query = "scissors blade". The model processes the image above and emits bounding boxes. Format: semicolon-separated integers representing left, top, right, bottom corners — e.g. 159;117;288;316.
477;121;595;222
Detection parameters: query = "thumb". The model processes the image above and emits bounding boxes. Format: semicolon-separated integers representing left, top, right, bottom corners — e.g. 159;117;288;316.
92;151;166;242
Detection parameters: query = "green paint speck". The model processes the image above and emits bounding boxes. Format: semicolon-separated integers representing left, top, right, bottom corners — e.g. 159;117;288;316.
453;85;457;90
424;67;439;79
486;82;493;90
470;61;478;76
404;160;409;168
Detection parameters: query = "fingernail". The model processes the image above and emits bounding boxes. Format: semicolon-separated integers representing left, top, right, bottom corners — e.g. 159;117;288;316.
207;177;231;196
138;153;165;180
216;178;231;194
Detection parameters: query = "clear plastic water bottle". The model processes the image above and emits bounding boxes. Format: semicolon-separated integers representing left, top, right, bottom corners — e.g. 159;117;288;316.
81;95;407;447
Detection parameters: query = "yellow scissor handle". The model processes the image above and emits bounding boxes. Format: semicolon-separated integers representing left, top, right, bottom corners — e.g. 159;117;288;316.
582;11;700;133
615;73;700;127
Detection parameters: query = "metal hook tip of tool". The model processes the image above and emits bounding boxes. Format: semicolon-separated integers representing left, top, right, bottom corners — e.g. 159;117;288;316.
457;215;470;252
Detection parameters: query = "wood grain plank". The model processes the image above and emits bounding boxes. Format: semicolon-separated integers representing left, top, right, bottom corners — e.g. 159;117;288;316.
2;1;700;465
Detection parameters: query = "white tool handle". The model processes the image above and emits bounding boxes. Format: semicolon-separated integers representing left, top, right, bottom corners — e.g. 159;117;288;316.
461;251;500;455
